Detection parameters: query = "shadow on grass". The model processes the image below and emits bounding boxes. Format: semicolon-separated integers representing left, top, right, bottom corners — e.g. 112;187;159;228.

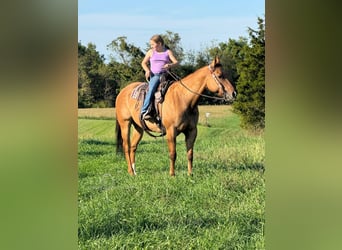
79;139;116;157
80;139;115;146
230;162;265;173
196;159;265;173
229;211;264;239
79;186;106;201
78;172;93;179
79;150;106;157
79;211;222;240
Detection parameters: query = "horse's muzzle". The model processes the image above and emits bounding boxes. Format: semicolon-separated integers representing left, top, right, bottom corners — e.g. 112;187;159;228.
225;91;237;101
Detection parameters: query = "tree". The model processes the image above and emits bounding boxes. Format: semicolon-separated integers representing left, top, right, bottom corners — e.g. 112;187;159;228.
232;17;265;131
78;42;106;107
78;42;93;107
107;37;145;90
161;31;185;63
209;38;248;84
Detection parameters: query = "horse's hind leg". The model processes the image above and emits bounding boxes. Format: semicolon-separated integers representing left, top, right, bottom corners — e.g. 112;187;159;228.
129;123;144;175
119;120;136;175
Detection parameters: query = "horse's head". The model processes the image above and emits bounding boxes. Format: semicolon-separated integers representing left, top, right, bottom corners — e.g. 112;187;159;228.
206;56;237;102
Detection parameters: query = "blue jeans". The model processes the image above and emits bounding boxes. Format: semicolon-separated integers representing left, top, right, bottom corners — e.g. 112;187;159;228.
141;73;161;114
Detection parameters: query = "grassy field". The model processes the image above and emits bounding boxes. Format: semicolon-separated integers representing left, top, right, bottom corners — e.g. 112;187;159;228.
78;105;265;249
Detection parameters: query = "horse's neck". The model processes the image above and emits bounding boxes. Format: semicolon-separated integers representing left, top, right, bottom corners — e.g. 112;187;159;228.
173;67;207;108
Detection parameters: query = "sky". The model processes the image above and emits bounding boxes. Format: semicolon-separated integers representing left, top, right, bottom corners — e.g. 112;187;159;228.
78;0;265;61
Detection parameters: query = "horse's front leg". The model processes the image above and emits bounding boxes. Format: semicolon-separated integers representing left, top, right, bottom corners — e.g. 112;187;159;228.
185;127;197;176
166;129;177;176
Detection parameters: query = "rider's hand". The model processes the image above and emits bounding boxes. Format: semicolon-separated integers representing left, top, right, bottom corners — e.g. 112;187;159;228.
145;70;151;81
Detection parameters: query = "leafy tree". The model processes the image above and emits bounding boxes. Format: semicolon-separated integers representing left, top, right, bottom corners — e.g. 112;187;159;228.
78;42;106;107
107;37;145;90
107;36;144;66
209;38;248;84
78;42;93;107
233;17;265;131
161;31;185;63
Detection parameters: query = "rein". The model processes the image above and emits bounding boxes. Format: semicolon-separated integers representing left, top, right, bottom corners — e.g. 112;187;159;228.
166;66;228;101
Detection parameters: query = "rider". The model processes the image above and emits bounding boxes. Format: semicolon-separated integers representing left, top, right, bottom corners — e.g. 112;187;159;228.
140;34;178;120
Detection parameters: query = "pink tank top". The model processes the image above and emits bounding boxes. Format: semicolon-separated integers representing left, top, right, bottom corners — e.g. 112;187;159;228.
150;49;170;74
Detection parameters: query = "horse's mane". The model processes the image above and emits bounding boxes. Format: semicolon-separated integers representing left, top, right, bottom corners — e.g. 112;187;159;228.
181;65;207;81
180;63;222;82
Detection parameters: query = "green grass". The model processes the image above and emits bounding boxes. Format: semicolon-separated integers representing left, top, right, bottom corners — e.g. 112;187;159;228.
78;106;265;249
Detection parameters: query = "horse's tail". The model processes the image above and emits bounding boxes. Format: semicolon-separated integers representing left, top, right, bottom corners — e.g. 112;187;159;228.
115;118;123;153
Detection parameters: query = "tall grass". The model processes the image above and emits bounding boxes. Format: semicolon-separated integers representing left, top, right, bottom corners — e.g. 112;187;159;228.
78;106;265;249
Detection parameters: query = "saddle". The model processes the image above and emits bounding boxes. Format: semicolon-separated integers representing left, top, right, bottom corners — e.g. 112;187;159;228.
131;73;174;135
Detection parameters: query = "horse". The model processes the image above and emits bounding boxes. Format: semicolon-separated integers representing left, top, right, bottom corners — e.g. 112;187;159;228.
115;56;236;176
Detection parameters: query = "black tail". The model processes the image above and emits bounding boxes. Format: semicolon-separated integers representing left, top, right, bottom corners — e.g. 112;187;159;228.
115;119;123;153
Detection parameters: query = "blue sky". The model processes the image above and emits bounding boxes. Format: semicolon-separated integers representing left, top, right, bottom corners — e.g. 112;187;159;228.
78;0;265;60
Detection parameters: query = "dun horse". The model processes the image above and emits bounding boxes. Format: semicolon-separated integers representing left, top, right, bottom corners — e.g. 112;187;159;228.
115;57;236;176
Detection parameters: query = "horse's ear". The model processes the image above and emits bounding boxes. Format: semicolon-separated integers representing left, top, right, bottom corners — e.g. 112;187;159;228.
210;56;220;68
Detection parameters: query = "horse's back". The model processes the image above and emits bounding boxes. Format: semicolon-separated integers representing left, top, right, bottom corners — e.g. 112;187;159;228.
116;82;144;122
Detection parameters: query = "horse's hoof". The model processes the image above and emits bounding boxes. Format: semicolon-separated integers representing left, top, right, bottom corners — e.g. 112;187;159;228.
128;170;136;176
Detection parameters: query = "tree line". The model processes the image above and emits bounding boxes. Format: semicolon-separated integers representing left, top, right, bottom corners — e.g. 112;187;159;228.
78;17;264;130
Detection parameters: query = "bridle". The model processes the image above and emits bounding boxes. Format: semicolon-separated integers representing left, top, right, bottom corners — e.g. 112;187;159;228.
166;65;232;101
208;64;226;96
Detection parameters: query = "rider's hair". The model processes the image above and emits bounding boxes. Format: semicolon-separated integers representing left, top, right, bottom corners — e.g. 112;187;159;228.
150;34;170;49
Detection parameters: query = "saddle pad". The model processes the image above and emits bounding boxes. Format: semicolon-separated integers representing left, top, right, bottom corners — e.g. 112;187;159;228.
131;82;148;100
